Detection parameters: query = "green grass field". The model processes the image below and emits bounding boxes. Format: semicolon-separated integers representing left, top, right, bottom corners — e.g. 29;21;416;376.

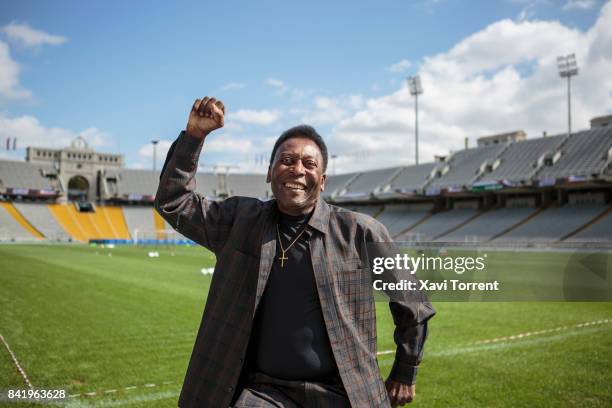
1;244;611;407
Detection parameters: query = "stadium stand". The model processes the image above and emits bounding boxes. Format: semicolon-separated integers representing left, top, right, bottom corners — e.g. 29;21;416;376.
0;159;54;190
564;207;612;242
48;203;87;241
536;127;612;180
428;144;507;189
377;163;441;198
322;172;358;199
334;167;401;201
116;169;162;196
376;204;431;238
347;205;383;218
195;173;222;197
123;206;156;240
2;121;611;246
492;204;608;243
479;136;564;183
13;202;71;241
438;207;536;243
397;208;480;242
98;206;131;239
226;174;271;199
0;202;41;241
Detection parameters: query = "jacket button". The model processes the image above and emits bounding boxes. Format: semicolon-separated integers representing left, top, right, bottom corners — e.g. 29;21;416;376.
228;386;233;393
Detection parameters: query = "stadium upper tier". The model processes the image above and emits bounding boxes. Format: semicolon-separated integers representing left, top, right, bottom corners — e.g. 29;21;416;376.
479;135;565;183
114;169;163;196
226;174;271;199
0;160;54;190
429;143;508;189
536;127;612;180
2;125;611;200
334;167;402;201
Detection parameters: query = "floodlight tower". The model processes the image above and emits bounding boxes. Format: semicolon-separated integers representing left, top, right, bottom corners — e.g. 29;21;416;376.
331;154;338;176
408;75;423;165
557;54;579;137
152;140;159;171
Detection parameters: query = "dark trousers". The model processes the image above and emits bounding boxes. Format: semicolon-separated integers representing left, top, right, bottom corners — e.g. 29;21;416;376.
233;372;351;408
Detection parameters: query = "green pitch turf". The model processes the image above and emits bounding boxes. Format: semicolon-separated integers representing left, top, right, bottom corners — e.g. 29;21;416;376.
1;244;611;407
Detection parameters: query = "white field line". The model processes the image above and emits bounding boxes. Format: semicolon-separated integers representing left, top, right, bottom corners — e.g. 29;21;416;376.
68;381;177;398
0;332;34;390
376;318;612;356
69;318;612;399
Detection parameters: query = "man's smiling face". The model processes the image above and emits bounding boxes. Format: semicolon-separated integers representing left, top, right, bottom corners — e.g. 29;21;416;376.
267;136;326;216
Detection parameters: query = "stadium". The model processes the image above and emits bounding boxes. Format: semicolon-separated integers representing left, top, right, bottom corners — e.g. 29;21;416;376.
1;112;611;407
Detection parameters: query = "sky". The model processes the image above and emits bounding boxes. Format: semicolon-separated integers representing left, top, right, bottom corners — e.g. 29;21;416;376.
0;0;610;174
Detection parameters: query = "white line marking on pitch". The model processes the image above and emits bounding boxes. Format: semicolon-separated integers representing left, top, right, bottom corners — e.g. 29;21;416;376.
376;318;612;356
0;332;34;390
70;381;176;399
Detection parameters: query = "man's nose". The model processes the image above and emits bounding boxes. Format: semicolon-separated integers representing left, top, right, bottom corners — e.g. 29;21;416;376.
290;160;306;175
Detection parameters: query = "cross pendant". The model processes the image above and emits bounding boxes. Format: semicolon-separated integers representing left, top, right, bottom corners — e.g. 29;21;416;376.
279;252;288;267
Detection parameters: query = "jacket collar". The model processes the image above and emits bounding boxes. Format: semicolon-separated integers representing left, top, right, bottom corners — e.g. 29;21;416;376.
267;197;330;235
307;197;330;234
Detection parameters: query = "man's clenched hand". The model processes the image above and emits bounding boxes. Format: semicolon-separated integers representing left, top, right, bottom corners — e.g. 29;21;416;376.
385;378;416;407
186;96;225;139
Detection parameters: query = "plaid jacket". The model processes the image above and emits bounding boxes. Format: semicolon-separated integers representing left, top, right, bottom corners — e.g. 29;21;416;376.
155;132;436;408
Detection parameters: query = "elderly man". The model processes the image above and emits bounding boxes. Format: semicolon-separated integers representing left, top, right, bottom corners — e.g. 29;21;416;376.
155;96;435;407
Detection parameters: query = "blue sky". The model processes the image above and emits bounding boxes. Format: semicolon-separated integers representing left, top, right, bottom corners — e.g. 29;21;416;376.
0;0;609;173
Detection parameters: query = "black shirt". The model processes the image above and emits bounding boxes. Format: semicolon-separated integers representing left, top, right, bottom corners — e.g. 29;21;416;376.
251;209;338;380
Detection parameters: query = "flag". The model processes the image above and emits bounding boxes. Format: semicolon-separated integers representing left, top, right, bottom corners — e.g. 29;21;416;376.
12;137;17;150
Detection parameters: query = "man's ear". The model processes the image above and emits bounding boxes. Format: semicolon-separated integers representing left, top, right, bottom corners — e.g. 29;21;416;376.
320;173;326;191
266;166;271;183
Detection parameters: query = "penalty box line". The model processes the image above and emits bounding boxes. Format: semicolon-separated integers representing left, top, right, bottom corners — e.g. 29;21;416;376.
376;318;612;356
0;332;34;390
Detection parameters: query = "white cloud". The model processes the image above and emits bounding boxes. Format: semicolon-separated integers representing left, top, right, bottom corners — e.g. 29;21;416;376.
330;2;612;173
2;22;67;48
563;0;597;10
0;40;31;100
517;3;536;21
266;78;288;94
0;113;114;150
302;97;346;125
387;59;412;73
138;140;173;161
230;109;281;125
221;82;246;91
222;122;245;132
80;128;113;148
300;95;365;126
202;136;253;153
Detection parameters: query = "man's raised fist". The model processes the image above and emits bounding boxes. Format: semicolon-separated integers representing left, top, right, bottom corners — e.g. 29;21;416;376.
186;96;225;139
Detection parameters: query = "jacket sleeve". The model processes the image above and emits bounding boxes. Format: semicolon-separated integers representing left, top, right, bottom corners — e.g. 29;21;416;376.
154;131;240;254
365;219;436;385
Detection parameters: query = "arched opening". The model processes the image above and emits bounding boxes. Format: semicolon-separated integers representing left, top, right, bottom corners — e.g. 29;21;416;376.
68;175;89;201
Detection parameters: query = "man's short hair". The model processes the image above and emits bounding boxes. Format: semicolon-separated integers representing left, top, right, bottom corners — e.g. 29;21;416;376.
269;125;328;173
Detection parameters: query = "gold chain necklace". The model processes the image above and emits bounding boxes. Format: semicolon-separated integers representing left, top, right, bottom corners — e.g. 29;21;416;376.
276;223;308;268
